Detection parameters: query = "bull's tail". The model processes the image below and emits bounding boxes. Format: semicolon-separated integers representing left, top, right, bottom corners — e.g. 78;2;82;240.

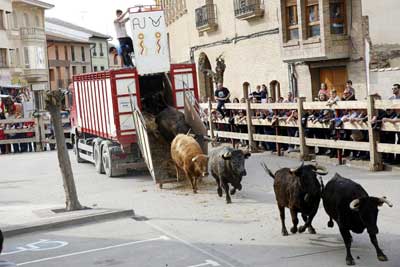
327;217;334;228
260;162;275;179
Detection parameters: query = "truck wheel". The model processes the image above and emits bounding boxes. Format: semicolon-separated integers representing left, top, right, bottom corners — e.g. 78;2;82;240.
94;141;104;174
74;136;85;163
102;144;113;177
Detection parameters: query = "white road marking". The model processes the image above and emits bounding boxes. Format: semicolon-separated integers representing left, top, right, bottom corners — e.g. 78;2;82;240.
3;240;69;255
15;236;169;266
187;259;221;267
146;221;237;267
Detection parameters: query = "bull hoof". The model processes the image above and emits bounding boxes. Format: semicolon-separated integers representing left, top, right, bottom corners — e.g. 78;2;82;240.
346;257;355;266
290;227;298;234
378;254;388;262
217;188;223;197
226;199;232;204
230;188;236;195
282;229;289;236
328;221;334;228
298;226;306;233
308;227;316;234
193;190;198;194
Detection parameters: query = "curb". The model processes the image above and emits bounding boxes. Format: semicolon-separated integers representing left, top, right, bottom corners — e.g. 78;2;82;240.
3;209;134;238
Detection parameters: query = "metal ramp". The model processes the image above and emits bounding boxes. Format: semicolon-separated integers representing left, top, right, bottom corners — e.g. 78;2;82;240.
132;92;208;186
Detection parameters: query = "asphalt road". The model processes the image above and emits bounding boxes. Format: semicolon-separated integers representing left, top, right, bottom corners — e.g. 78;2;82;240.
0;218;226;267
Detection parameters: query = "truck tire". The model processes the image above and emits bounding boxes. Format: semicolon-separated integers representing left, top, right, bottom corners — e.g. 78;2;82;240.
94;140;104;174
102;143;113;177
74;136;85;163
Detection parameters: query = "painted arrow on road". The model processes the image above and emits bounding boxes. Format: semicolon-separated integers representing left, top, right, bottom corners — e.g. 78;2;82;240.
187;259;221;267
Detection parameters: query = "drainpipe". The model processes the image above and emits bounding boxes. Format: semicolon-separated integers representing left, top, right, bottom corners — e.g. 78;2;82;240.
89;42;96;72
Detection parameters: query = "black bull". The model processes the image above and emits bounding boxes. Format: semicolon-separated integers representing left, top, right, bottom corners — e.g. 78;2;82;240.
209;147;250;204
262;162;328;236
322;174;393;266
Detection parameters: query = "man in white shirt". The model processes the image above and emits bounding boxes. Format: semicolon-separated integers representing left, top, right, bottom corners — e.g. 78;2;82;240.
114;9;134;67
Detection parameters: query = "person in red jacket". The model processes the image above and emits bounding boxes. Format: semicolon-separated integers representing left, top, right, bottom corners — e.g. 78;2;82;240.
23;121;35;152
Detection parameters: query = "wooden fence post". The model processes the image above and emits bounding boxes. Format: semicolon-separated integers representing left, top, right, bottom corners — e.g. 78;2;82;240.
367;95;383;171
34;117;43;152
245;98;255;152
297;97;310;160
208;98;215;140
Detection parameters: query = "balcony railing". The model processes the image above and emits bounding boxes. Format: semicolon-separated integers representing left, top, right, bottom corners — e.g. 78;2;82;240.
195;4;218;32
20;27;45;41
234;0;264;20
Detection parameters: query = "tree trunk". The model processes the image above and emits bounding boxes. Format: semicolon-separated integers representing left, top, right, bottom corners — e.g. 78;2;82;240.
47;90;83;211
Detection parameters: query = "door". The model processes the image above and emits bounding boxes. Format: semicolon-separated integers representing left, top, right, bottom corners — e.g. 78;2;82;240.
319;67;347;97
170;64;199;112
132;108;156;181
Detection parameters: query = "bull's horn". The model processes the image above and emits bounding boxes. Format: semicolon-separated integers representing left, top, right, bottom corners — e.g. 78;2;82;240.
378;196;393;208
349;199;360;210
314;165;328;175
222;152;232;160
290;161;304;173
203;135;213;141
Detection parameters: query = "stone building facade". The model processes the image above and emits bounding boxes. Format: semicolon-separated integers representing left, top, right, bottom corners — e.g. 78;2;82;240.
160;0;394;101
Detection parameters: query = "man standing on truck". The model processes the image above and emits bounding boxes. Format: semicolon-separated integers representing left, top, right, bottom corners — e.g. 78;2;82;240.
114;9;134;67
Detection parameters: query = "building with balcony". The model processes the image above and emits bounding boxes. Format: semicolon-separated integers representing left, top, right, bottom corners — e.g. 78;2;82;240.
161;0;287;100
163;0;398;101
45;17;110;90
0;0;53;94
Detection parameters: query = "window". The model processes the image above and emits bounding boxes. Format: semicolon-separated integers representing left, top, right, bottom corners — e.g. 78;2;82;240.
55;46;59;60
64;46;68;60
9;49;16;67
49;69;55;81
0;10;5;30
12;12;18;29
330;0;346;35
100;43;104;56
93;45;97;57
285;0;299;41
71;46;75;61
23;13;29;27
82;66;87;73
24;47;30;68
15;48;20;66
81;47;85;61
306;0;320;38
0;49;7;67
94;66;98;72
35;15;40;27
72;66;77;75
100;66;105;71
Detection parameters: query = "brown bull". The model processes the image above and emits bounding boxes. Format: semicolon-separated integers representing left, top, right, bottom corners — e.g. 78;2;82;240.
171;134;209;193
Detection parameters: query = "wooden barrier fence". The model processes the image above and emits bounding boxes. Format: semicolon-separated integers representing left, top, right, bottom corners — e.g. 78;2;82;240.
0;114;71;152
201;96;400;171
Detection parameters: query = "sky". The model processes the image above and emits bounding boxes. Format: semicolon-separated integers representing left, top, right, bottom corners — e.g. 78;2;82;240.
45;0;154;43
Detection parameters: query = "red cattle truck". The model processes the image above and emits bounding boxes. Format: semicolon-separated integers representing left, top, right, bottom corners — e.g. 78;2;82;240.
70;6;205;186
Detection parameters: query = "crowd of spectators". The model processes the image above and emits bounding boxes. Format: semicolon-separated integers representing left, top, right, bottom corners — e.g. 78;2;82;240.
200;81;400;164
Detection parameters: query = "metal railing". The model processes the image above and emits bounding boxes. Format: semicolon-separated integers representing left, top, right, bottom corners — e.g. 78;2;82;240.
20;27;45;40
195;4;217;29
234;0;264;18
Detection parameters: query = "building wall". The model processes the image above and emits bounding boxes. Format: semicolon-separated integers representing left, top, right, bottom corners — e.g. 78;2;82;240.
90;37;109;71
0;0;13;86
47;40;91;90
166;0;290;100
11;1;49;88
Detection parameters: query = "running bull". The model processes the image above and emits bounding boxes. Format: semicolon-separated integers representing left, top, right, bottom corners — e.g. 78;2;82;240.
209;147;251;204
322;174;393;266
171;134;209;193
262;162;328;236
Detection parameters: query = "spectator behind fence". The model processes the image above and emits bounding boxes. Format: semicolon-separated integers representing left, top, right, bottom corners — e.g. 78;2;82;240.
251;85;262;103
319;83;329;97
260;84;268;103
284;92;294;103
346;80;356;98
389;84;400;100
214;82;230;119
327;89;340;106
